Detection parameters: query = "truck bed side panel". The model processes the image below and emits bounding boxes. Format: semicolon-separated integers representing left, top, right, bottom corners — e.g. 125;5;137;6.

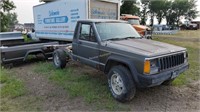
1;42;58;64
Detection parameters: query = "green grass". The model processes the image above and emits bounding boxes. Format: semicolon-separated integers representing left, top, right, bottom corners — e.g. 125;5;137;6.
0;68;26;98
34;62;129;111
153;30;200;86
0;96;42;111
23;34;33;42
0;68;27;111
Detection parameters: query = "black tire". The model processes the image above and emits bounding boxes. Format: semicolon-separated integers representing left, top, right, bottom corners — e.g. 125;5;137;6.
162;79;174;85
108;65;136;102
53;49;67;69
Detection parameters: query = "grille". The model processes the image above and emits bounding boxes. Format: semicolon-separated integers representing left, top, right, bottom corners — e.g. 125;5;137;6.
159;53;184;71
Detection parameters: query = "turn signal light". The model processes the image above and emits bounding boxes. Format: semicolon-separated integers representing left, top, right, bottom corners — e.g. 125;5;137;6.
144;60;150;74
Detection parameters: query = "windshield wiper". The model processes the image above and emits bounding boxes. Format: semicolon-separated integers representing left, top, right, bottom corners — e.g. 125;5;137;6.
105;38;123;41
104;36;142;41
124;36;142;39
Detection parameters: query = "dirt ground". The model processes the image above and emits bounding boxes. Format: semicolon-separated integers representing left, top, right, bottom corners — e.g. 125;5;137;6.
10;62;92;111
8;62;200;111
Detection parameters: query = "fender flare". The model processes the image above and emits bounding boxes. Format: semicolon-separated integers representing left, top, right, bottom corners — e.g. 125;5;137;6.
104;55;140;85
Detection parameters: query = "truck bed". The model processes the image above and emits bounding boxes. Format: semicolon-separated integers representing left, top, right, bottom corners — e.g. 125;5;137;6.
1;41;59;64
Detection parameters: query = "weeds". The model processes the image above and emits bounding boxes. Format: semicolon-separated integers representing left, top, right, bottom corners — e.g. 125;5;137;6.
0;68;26;98
0;68;27;111
34;62;129;110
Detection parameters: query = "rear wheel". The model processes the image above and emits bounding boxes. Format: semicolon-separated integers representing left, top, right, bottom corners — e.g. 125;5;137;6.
53;49;67;69
108;65;136;102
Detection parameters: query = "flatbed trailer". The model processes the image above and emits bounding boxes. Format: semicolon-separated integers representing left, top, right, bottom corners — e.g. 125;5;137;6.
0;41;58;64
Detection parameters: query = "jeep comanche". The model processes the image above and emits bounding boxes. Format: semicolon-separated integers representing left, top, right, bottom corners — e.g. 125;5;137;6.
53;19;189;102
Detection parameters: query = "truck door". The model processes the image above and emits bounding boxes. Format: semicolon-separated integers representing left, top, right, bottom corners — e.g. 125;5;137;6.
76;23;100;68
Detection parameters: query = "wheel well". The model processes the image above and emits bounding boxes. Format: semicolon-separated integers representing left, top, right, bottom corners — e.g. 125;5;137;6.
24;51;45;61
105;60;130;74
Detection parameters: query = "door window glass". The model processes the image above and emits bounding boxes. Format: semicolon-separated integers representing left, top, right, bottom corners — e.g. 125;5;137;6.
79;24;97;42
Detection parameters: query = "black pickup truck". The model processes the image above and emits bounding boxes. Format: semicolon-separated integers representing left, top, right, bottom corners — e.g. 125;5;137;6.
53;19;189;102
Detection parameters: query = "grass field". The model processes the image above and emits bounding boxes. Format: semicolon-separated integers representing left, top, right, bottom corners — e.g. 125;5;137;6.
0;30;199;111
34;62;129;110
0;68;27;111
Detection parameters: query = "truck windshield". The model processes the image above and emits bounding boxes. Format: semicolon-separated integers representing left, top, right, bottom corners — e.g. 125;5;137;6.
128;19;140;25
96;23;141;41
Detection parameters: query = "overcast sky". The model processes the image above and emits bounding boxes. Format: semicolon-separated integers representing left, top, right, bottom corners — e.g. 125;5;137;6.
12;0;42;24
12;0;200;24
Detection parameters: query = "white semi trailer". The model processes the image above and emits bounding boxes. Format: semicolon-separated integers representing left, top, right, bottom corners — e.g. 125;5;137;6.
33;0;120;41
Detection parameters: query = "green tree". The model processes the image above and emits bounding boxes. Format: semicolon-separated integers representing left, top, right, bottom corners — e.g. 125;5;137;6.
140;0;150;25
146;0;198;26
148;0;171;25
166;0;198;26
7;12;18;30
0;0;18;32
171;0;190;25
120;0;140;16
185;0;199;20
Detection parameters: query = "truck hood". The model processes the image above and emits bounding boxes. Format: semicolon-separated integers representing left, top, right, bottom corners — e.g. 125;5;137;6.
106;39;186;57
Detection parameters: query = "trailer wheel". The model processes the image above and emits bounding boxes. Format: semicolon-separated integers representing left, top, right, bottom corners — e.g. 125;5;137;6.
108;65;136;102
53;49;67;69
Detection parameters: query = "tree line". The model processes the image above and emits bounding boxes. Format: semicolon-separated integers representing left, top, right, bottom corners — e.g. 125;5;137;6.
0;0;18;32
121;0;199;26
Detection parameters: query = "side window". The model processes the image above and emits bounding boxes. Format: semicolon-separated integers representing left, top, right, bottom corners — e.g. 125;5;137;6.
80;24;90;41
79;24;97;42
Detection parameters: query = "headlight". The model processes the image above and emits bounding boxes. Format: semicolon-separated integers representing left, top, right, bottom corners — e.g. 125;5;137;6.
144;59;159;75
184;52;188;63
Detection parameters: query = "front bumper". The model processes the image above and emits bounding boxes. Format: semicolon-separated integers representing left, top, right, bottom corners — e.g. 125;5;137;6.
137;63;189;88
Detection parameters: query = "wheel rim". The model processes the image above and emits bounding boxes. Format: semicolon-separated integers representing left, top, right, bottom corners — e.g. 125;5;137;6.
111;71;124;95
54;53;60;66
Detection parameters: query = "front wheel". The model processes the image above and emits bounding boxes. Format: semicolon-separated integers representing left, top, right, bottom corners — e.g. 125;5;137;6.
108;65;136;102
53;49;67;69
